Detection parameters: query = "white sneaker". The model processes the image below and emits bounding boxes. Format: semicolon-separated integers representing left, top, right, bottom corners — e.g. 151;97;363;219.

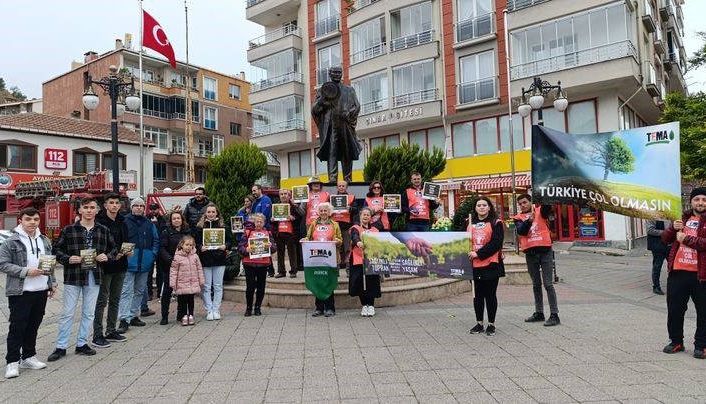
19;356;46;370
206;312;214;321
360;306;368;317
213;311;221;320
5;362;19;378
369;306;375;317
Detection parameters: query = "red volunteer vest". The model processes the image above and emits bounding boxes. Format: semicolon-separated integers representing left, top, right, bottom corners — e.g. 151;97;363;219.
243;228;272;266
277;204;294;234
331;194;355;223
306;191;330;225
674;215;699;272
312;221;336;241
406;188;429;221
513;206;553;251
350;224;379;266
468;220;501;268
365;196;390;230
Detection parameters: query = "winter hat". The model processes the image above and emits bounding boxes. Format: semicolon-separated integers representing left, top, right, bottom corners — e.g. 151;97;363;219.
130;197;146;207
690;187;706;201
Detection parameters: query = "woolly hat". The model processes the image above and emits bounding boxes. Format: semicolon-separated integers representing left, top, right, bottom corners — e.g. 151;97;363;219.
130;197;146;207
690;187;706;201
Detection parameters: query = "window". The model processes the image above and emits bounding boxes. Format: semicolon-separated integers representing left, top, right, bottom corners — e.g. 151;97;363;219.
352;71;388;115
370;134;400;150
204;106;217;130
0;142;36;171
499;114;525;151
172;166;185;182
196;166;207;183
475;117;498;154
315;0;340;37
288;150;312;178
213;135;224;155
228;84;241;100
102;153;127;171
73;149;98;174
230;122;242;136
203;77;217;100
198;138;213;157
409;127;445;153
317;44;341;85
390;2;433;51
251;49;302;91
458;50;496;104
452;122;474;157
154;162;167;181
567;100;597;134
456;0;492;42
144;126;169;149
532;108;565;131
392;60;435;107
171;135;186;154
350;17;386;64
253;96;305;135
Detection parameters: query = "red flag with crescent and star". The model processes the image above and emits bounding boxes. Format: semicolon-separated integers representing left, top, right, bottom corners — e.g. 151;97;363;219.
142;10;176;68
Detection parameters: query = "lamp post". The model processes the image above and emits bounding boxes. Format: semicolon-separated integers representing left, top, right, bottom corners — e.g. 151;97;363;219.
82;65;141;193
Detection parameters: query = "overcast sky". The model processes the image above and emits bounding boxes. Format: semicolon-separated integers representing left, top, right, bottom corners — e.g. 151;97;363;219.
0;0;704;99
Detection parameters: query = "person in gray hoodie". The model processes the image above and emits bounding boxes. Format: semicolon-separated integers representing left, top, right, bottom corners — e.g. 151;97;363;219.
0;207;56;379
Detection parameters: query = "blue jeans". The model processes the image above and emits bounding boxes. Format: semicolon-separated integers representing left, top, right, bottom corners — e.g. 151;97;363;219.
202;266;225;313
119;271;148;321
406;221;430;232
55;271;100;349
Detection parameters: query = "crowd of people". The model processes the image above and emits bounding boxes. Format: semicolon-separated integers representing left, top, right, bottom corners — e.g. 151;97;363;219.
1;178;704;380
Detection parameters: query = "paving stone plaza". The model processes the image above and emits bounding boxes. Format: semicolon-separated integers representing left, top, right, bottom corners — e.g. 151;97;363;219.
1;251;705;403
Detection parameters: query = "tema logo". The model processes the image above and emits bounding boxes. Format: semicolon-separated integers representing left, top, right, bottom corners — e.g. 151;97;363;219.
646;130;675;146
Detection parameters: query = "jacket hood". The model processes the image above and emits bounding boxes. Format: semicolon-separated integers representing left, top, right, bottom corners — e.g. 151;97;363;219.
176;249;195;257
125;213;149;223
166;225;191;235
97;209;124;223
13;225;42;240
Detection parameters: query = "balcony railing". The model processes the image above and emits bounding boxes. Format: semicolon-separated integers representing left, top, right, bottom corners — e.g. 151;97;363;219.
455;12;495;43
136;109;201;122
251;72;304;92
353;0;380;12
351;42;387;65
668;52;686;74
142;109;170;119
246;0;265;8
507;0;552;12
510;40;638;80
360;98;388;115
315;16;340;38
392;88;438;108
390;29;434;52
248;24;300;49
171;112;201;123
457;77;497;105
253;118;306;137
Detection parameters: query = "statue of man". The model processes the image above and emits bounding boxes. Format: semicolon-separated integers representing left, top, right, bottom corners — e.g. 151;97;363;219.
312;66;361;184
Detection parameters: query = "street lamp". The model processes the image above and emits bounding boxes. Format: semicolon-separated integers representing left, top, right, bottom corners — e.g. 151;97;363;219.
518;77;568;125
82;65;141;192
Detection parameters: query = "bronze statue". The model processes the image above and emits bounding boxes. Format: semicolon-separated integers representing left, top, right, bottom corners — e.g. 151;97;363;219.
312;66;361;184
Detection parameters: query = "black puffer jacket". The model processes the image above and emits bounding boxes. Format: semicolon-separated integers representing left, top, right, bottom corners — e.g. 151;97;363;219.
159;225;193;273
195;220;232;267
184;197;211;228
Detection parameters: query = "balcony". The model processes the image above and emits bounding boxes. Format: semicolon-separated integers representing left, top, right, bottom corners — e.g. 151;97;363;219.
246;0;300;26
130;109;200;123
359;98;388;115
392;88;438;108
390;29;434;52
510;40;638;80
642;0;656;33
644;63;660;97
251;119;308;150
247;25;302;62
352;0;380;13
660;0;684;37
654;27;665;55
457;77;497;106
251;72;304;92
351;42;387;65
455;12;495;46
250;73;305;104
507;0;552;12
315;16;340;40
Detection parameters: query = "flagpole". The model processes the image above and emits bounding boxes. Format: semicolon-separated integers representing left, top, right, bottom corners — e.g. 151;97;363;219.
184;0;195;184
138;0;145;196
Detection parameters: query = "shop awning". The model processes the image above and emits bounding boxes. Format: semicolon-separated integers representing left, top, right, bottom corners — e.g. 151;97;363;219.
463;174;531;191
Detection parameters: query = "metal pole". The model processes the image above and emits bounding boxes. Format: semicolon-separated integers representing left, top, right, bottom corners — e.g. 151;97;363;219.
110;78;120;193
139;0;145;196
503;9;519;254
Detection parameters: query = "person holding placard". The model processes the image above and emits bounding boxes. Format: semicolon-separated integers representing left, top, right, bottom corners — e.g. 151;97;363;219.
303;202;342;317
467;197;504;337
0;208;56;379
273;189;305;278
332;181;357;269
304;176;330;226
239;213;275;316
195;203;231;321
349;208;382;317
401;172;439;232
364;181;390;230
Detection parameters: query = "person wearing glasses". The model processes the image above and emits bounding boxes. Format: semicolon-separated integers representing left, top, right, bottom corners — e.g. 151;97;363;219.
364;181;390;230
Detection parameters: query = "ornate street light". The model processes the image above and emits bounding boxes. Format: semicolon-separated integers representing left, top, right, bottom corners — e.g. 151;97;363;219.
517;77;569;125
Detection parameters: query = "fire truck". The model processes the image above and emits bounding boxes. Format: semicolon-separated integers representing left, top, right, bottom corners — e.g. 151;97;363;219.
3;171;136;238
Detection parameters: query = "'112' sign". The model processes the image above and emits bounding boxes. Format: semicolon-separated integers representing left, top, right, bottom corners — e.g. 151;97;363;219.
44;149;67;170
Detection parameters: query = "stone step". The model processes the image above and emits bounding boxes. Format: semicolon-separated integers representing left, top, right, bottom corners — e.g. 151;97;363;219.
229;272;433;290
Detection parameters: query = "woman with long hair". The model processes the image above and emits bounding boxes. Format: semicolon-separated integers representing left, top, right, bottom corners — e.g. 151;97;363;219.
349;207;383;316
159;210;192;324
364;180;390;230
467;196;504;336
195;203;231;321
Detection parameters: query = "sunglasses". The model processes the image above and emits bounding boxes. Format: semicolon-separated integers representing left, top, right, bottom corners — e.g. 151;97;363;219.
372;186;381;189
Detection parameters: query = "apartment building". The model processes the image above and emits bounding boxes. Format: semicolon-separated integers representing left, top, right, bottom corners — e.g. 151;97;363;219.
43;39;252;192
246;0;687;248
0;99;43;116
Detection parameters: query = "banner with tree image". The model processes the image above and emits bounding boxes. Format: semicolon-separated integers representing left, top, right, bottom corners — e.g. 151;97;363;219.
532;123;681;220
362;232;472;279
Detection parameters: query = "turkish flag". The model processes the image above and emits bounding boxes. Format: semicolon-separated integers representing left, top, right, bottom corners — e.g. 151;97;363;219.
142;10;176;68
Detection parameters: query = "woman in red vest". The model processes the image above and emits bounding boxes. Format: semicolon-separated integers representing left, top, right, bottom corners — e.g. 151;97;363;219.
238;213;274;317
467;196;504;336
303;202;342;317
364;180;390;230
349;208;383;317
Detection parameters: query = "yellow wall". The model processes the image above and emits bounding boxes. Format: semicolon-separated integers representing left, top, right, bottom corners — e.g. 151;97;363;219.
197;69;251;111
279;150;531;189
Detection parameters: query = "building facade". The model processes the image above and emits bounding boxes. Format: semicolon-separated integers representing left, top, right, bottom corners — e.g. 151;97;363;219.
43;39;252;192
247;0;686;248
0;99;43;116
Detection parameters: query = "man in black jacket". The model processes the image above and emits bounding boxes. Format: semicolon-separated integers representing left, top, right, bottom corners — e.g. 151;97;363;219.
184;188;210;229
648;219;671;295
92;194;130;348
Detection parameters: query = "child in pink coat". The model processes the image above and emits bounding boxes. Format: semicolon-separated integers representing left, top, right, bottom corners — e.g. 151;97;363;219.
169;236;205;325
